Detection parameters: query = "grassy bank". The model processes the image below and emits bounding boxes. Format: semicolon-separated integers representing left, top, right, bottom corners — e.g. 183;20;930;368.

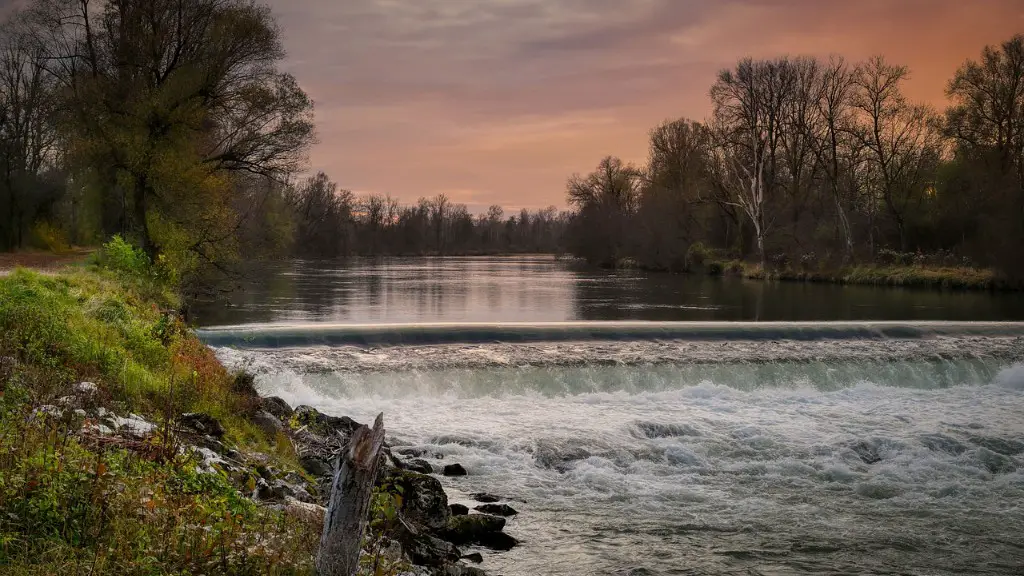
700;260;1010;290
0;254;319;574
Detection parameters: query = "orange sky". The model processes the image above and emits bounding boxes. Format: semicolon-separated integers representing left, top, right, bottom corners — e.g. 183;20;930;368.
268;0;1024;212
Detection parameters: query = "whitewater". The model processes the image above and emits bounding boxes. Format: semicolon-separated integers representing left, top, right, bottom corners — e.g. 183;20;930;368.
202;321;1024;575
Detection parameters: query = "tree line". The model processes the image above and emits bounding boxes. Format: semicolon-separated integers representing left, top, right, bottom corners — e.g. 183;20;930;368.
0;0;566;279
564;37;1024;279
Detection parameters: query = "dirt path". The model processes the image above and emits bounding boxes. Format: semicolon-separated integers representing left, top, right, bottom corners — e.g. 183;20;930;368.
0;249;93;275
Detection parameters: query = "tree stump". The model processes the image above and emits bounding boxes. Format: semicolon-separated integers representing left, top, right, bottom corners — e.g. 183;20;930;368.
316;413;386;576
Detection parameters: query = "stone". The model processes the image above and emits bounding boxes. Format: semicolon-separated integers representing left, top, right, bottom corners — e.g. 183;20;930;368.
439;514;506;546
442;564;488;576
534;443;591;472
282;496;325;525
380;469;451;530
300;455;332;477
406;458;433;474
461;552;483;564
261;396;294;419
294;405;360;437
252;477;277;501
476;531;518;551
474;503;517;516
252;410;286;437
443;463;467;476
74;381;99;396
471;493;500;503
178;412;225;438
394;521;461;567
449;503;469;516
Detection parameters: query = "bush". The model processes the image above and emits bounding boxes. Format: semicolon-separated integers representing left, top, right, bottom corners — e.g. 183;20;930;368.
30;222;70;253
96;236;152;277
685;242;711;269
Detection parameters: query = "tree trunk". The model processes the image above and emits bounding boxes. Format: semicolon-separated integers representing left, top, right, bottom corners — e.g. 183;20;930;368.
316;413;386;576
133;173;156;260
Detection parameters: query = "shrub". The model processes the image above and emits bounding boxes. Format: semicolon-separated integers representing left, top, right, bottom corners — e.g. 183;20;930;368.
685;242;711;269
96;236;152;278
30;222;70;253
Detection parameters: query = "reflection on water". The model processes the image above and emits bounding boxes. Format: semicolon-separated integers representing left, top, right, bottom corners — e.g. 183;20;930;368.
191;256;1024;326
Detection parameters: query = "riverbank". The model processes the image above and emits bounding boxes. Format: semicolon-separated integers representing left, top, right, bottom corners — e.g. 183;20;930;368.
0;263;507;575
604;256;1016;291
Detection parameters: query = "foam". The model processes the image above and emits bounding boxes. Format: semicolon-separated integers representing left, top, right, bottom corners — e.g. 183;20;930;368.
214;344;1024;575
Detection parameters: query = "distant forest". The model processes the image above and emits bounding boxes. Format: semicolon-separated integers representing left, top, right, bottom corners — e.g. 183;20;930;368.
0;0;1021;282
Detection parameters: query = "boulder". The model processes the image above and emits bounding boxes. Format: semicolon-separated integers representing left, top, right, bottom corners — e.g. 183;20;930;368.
439;514;505;546
442;564;488;576
534;443;591;472
252;410;286;437
474;503;517;517
261;396;294;419
476;531;518;551
443;463;468;477
449;503;469;516
461;552;483;564
380;469;451;531
394;521;461;567
471;493;500;503
293;405;360;437
299;455;332;477
406;458;434;474
73;381;99;396
178;412;225;438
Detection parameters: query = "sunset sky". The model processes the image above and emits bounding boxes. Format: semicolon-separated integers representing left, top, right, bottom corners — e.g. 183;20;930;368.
269;0;1023;212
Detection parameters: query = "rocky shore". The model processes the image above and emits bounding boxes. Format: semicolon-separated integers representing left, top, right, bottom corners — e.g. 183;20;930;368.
35;379;517;576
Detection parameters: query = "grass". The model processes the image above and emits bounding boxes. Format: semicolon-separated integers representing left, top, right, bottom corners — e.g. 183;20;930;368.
702;259;1008;290
0;261;319;574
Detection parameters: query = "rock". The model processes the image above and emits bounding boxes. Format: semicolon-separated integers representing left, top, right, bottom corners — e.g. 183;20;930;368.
232;371;260;398
73;381;99;396
442;564;488;576
476;531;518;551
461;552;483;564
471;493;500;503
178;412;225;438
294;405;360;437
474;503;517;516
300;455;332;478
406;458;433;474
252;477;278;501
449;503;469;516
394;521;461;567
261;396;294;419
443;463;467;476
850;440;882;464
534;443;591;472
282;496;325;526
113;414;157;438
439;514;506;546
397;447;428;458
252;410;286;437
380;469;451;530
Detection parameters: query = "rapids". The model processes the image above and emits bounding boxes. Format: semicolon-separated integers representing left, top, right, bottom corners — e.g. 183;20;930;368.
207;324;1024;575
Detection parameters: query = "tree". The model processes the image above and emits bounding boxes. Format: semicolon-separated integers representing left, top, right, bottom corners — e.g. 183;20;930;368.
24;0;314;263
711;58;795;269
854;56;943;252
0;10;60;249
566;156;640;266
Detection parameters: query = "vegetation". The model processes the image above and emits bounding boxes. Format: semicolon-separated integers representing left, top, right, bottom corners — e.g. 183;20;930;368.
0;240;321;574
563;37;1024;287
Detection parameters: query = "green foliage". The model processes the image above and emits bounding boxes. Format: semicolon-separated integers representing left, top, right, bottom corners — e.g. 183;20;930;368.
29;222;70;253
0;409;318;575
0;267;318;574
96;236;154;278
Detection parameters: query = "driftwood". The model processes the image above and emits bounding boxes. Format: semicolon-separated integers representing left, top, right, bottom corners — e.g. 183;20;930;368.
316;413;386;576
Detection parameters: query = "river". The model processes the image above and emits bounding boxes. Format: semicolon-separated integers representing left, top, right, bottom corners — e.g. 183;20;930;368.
194;256;1024;575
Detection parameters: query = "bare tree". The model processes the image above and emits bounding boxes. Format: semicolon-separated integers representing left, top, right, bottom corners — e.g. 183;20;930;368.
711;58;795;269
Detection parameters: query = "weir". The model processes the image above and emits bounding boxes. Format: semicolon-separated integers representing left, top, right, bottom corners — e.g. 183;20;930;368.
196;320;1024;348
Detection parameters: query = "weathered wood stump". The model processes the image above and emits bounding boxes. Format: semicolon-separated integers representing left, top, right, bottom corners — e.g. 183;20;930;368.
316;412;386;576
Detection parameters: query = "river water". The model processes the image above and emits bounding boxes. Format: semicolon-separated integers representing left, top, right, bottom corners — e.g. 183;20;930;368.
194;257;1024;575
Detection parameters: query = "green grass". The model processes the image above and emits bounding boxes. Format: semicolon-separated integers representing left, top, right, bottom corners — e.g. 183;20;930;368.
0;264;318;574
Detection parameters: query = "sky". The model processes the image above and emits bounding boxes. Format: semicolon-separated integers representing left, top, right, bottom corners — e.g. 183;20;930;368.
194;1;1024;211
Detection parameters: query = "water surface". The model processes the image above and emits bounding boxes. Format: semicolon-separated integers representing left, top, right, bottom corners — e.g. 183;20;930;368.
198;257;1024;575
190;256;1024;326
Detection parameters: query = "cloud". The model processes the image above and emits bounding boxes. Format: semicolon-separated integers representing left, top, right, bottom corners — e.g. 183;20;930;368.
265;0;1023;211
